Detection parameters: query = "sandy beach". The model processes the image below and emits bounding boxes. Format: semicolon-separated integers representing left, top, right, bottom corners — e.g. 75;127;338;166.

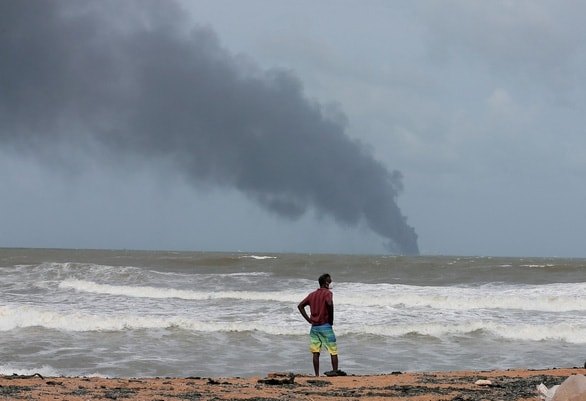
1;367;582;401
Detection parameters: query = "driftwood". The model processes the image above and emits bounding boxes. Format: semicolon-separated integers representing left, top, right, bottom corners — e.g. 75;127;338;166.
1;373;45;380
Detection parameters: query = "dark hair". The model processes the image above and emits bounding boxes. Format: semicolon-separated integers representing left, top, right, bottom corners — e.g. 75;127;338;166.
318;273;331;286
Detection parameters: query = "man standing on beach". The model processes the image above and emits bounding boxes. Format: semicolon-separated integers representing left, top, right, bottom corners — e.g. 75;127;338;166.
298;273;345;377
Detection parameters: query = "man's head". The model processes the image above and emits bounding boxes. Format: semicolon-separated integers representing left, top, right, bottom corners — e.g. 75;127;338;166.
318;273;332;288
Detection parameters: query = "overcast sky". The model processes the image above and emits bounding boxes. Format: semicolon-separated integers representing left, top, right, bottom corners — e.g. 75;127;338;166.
2;0;585;257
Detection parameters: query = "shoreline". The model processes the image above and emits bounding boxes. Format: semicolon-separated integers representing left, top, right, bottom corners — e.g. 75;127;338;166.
1;367;583;400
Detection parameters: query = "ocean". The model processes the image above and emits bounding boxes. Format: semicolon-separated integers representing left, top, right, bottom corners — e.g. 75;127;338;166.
1;248;585;378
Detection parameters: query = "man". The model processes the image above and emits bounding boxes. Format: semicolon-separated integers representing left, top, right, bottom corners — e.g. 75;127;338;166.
298;273;346;377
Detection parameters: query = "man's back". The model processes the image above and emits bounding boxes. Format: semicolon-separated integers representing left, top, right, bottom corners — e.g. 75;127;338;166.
300;287;332;326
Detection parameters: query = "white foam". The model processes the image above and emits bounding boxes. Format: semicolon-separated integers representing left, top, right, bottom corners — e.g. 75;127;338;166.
340;321;586;343
240;255;277;260
3;304;586;343
335;282;586;312
56;279;586;313
0;364;60;377
0;305;302;334
58;279;300;302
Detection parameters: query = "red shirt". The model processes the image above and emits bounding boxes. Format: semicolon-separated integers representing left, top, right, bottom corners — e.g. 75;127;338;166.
300;287;333;326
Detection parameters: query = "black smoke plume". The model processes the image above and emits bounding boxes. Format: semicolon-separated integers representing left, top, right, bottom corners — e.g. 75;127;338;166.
0;1;419;254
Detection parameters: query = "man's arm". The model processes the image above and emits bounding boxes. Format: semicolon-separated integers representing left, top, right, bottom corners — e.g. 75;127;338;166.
298;301;312;324
326;300;334;326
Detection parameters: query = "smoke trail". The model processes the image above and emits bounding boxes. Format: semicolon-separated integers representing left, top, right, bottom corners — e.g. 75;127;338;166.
0;1;419;254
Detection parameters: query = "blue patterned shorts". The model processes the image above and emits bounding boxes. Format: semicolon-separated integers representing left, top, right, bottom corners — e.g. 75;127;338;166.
309;323;338;355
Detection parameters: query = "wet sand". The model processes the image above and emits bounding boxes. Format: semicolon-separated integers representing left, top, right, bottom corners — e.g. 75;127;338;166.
0;367;582;400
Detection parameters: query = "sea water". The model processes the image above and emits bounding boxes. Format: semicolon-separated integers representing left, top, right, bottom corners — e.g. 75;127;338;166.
1;248;585;378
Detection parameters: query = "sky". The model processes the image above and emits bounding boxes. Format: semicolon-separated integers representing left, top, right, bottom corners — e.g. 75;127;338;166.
1;1;585;257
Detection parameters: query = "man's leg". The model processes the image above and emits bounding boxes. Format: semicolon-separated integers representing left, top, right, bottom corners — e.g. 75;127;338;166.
330;354;338;372
312;352;320;376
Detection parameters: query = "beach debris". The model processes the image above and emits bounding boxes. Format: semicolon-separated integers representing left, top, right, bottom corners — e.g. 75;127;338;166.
306;379;331;387
266;372;295;379
475;379;492;386
0;385;35;397
1;373;44;380
206;378;230;385
538;383;560;401
103;387;137;400
258;372;295;385
538;374;586;401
